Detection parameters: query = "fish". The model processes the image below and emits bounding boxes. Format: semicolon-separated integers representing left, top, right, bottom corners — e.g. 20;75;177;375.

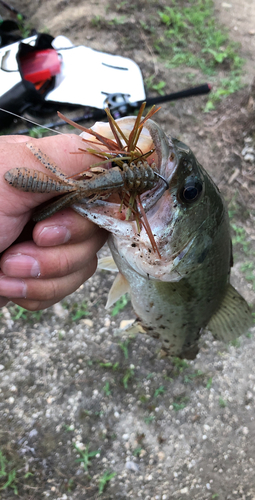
68;115;252;359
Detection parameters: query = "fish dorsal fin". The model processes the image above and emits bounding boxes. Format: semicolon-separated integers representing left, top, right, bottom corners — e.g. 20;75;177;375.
98;256;118;272
106;272;130;309
207;283;252;342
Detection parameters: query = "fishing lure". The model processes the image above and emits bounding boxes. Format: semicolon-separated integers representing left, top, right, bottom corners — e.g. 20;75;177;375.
4;103;167;256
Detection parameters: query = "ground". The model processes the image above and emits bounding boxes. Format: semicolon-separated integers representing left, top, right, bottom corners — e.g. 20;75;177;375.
0;1;255;499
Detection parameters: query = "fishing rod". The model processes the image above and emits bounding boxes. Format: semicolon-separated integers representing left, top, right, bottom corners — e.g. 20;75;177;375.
3;83;211;135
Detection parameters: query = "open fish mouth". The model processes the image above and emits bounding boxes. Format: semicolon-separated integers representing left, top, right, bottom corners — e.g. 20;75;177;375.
72;115;189;281
77;115;176;218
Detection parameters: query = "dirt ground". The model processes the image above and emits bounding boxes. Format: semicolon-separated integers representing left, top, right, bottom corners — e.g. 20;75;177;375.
0;0;255;499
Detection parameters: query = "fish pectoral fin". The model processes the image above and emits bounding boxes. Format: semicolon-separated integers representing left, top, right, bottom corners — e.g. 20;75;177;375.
207;283;252;342
105;272;130;309
98;256;119;272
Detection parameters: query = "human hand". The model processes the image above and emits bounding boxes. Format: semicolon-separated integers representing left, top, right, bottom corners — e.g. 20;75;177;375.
0;134;107;310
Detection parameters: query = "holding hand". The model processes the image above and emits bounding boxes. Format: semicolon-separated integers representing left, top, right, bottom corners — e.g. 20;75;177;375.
0;134;107;310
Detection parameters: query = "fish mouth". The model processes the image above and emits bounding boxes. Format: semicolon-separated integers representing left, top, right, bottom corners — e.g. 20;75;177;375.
72;116;180;280
73;116;177;222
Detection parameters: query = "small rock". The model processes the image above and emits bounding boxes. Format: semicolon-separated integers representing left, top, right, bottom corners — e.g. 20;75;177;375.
180;487;189;494
104;317;111;327
29;429;38;438
82;319;93;327
75;441;85;450
126;460;139;472
244;153;254;162
158;451;165;461
53;303;69;318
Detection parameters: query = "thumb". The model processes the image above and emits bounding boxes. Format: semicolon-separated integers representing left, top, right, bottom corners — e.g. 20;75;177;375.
0;133;96;252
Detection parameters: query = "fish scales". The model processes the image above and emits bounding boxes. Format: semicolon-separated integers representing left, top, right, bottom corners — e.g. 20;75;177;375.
74;116;252;358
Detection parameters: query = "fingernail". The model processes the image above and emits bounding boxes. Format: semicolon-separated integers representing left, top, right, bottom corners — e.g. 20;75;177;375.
0;277;27;298
37;226;71;246
3;255;41;278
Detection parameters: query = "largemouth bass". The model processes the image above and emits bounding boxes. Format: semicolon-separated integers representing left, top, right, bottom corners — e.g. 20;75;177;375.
72;115;251;359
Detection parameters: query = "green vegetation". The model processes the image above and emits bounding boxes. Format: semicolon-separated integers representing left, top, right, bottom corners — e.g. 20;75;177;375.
70;301;90;321
74;443;100;473
219;397;227;408
28;126;50;138
240;262;255;292
184;370;204;383
16;13;32;38
157;1;242;73
144;415;155;424
111;294;129;316
231;223;251;254
133;446;142;456
99;361;119;370
98;470;116;495
172;395;189;411
154;385;166;398
206;377;213;389
0;449;32;495
118;339;131;359
139;0;245;109
145;76;167;95
0;450;18;494
172;357;189;375
9;304;44;322
122;366;135;389
103;381;111;396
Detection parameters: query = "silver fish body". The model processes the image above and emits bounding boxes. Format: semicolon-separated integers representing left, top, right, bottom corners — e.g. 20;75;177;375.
73;117;251;358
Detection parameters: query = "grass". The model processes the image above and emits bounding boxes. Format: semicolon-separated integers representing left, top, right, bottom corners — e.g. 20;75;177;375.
157;0;242;74
206;377;213;389
231;223;251;254
122;366;135;389
172;357;189;375
0;449;32;495
172;395;189;411
144;415;155;424
240;262;255;291
103;381;111;396
184;370;204;383
69;301;90;321
219;397;227;408
135;0;245;109
28;126;50;138
133;446;142;456
118;339;130;359
9;304;44;322
111;294;129;316
98;470;116;495
0;450;18;494
74;443;100;473
154;385;166;398
99;361;119;370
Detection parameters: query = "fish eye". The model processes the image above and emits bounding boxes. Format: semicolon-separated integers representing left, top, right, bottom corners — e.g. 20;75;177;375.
179;177;203;204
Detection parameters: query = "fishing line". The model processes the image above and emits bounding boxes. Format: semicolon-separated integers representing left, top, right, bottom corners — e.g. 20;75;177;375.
0;107;64;134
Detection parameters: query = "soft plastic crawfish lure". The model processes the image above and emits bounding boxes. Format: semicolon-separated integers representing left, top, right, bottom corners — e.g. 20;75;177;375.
4;103;165;255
